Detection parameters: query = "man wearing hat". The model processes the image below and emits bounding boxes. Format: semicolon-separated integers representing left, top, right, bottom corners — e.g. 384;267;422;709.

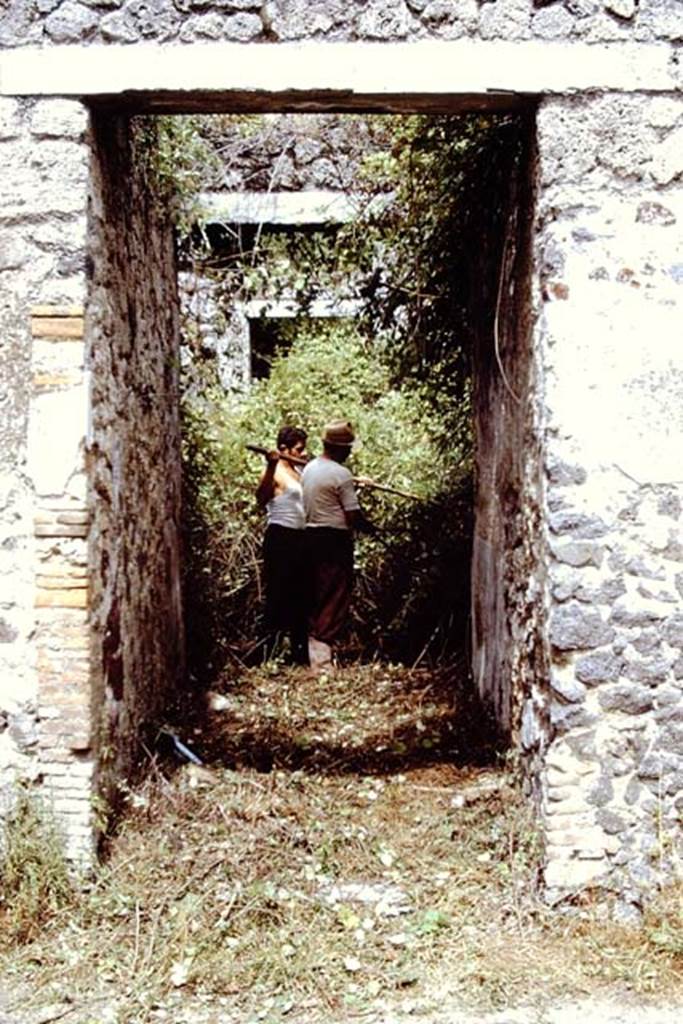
301;420;375;671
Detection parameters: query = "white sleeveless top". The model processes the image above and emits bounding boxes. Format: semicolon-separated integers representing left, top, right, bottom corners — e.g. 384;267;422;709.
266;478;305;530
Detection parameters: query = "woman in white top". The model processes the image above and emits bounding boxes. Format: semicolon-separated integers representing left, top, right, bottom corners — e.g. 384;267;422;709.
256;425;309;665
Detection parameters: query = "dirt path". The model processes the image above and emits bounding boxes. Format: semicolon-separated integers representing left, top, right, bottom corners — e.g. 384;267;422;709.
1;663;682;1024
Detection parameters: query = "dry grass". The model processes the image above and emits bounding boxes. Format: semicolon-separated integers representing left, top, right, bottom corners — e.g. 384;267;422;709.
2;663;682;1024
0;790;75;945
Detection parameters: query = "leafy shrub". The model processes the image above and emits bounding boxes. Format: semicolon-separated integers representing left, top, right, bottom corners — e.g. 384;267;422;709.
177;112;524;679
182;320;472;680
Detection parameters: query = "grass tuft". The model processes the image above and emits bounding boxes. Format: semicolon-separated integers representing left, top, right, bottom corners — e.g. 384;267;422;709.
0;788;74;946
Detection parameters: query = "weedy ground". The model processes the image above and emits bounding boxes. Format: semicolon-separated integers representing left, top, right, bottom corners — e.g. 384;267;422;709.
1;662;682;1024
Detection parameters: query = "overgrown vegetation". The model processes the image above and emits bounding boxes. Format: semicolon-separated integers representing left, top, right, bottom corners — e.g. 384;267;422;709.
182;320;472;680
180;113;531;681
0;790;74;946
137;114;262;236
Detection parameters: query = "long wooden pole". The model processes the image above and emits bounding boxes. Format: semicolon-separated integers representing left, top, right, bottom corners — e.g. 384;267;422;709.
246;444;422;501
246;443;306;466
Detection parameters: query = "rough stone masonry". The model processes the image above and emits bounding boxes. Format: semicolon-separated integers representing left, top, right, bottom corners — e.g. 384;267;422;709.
0;1;682;910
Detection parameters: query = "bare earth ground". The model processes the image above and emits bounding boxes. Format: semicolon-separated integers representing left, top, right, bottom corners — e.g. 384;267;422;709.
1;663;682;1024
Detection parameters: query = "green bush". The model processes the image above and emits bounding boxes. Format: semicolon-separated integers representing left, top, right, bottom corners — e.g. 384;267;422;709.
182;320;472;679
177;112;519;678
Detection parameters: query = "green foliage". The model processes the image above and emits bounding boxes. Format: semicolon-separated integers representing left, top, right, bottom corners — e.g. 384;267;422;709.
135;115;264;238
0;790;73;945
182;321;472;677
346;114;528;404
192;112;523;443
209;227;354;316
181;112;531;675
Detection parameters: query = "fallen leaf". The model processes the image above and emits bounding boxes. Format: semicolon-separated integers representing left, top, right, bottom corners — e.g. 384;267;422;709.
337;905;361;930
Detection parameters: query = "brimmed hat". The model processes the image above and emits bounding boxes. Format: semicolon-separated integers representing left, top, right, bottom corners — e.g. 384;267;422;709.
322;420;355;447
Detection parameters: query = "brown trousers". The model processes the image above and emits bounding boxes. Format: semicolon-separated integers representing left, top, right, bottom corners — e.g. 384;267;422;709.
305;527;354;645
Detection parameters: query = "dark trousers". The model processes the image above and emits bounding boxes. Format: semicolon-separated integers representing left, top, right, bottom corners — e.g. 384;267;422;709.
263;524;308;664
305;527;354;646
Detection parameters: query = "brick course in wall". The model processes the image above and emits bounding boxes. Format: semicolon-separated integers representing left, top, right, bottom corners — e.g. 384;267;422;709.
29;306;93;860
0;97;91;857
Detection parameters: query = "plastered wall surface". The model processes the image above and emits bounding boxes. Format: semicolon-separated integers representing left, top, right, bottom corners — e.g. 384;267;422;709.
0;2;681;901
531;94;683;910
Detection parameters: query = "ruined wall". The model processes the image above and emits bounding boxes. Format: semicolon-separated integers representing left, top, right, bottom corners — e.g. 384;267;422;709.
470;114;548;746
179;271;250;394
533;93;683;912
0;103;184;857
0;97;92;858
0;0;679;46
1;0;681;900
87;115;184;811
180;113;384;388
199;113;391;193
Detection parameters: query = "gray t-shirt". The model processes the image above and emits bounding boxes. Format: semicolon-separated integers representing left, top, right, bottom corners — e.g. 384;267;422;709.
302;456;360;530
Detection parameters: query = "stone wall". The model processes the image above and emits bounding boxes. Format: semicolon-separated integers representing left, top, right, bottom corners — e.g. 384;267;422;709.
87;115;184;813
0;103;184;859
199;113;391;193
1;1;680;47
0;96;92;858
179;271;250;394
534;93;683;910
470;113;548;746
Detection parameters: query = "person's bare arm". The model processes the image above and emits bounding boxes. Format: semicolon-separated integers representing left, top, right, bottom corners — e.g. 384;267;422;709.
256;452;280;508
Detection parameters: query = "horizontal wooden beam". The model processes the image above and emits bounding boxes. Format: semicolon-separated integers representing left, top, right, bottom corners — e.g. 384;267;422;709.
0;41;677;111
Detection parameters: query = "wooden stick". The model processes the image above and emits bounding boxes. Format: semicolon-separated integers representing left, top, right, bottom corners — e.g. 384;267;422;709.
246;443;307;467
354;478;423;501
246;444;422;501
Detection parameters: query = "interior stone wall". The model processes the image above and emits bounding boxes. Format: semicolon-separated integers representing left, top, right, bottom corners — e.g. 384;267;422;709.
178;272;251;396
87;115;185;815
470;112;547;746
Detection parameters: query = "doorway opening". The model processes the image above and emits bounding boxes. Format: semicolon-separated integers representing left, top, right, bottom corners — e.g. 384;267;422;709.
171;112;538;707
29;93;547;1019
84;99;540;778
